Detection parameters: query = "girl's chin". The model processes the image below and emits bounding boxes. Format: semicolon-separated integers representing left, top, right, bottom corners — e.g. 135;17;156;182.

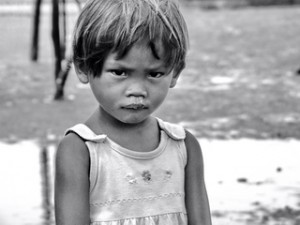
114;109;151;125
119;117;148;125
117;114;152;125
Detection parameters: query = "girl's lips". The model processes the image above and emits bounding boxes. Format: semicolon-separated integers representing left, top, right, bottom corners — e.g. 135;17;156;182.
123;104;147;110
122;97;147;110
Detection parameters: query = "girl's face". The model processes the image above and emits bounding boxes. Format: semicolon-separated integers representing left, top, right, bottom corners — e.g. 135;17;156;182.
87;43;179;125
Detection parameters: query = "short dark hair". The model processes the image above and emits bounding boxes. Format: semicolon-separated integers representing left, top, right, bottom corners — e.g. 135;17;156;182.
73;0;189;77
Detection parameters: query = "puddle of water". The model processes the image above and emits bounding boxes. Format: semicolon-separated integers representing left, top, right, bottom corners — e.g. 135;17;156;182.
0;139;299;224
0;140;55;225
200;139;300;224
210;76;237;85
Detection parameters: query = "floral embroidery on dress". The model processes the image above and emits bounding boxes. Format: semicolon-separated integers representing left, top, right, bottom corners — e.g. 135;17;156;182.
164;170;173;181
142;170;152;182
125;173;137;184
126;169;173;184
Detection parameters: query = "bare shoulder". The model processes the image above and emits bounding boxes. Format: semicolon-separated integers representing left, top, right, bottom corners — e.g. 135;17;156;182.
185;130;201;148
184;129;205;173
56;133;90;175
184;130;203;161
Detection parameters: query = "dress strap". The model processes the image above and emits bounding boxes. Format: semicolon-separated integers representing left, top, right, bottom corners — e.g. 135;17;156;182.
65;124;107;142
156;118;186;141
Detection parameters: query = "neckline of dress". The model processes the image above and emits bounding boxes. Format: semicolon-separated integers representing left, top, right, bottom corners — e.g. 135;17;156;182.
104;130;169;159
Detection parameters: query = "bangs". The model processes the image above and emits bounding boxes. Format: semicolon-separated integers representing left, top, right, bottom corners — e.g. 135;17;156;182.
112;25;177;69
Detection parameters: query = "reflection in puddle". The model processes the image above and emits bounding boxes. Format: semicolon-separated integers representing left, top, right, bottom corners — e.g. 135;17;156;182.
0;140;55;225
40;147;53;225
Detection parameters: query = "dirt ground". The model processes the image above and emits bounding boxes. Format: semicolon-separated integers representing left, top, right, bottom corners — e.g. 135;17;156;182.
1;3;300;225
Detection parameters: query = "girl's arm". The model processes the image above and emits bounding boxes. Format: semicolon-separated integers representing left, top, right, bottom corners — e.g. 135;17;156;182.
184;130;212;225
55;133;90;225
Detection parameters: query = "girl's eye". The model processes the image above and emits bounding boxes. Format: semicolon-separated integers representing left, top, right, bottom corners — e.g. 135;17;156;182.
148;72;164;78
110;70;126;77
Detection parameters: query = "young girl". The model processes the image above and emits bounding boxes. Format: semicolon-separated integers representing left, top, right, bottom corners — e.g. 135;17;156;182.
55;0;212;224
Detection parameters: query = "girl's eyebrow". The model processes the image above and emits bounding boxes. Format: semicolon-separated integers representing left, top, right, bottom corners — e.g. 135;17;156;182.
105;60;167;71
104;62;133;70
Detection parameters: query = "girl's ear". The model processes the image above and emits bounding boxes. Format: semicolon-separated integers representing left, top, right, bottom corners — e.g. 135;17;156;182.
169;72;180;88
74;66;89;84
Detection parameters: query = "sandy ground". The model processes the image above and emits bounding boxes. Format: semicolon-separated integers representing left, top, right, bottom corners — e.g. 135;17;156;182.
0;139;299;225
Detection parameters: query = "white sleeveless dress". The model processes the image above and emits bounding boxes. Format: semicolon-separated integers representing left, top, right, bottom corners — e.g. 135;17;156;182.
66;118;188;225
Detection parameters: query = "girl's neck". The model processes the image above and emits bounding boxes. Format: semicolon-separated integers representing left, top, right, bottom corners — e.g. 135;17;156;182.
85;107;160;152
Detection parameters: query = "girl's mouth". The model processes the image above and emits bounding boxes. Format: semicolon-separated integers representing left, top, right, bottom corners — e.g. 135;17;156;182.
123;97;147;110
123;104;147;110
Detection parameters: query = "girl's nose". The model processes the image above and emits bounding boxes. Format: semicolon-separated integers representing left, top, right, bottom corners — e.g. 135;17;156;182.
125;82;147;98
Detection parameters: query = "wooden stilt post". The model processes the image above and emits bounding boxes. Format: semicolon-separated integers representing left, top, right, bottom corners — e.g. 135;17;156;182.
31;0;43;61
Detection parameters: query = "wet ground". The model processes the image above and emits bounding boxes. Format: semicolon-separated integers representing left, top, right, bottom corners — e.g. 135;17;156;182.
202;139;300;225
0;141;56;225
1;139;300;225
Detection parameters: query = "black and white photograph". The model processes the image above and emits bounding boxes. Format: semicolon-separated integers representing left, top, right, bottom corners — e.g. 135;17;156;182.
0;0;300;224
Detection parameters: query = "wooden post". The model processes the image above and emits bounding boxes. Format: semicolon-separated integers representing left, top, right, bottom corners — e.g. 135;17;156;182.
31;0;43;61
52;0;61;81
60;0;67;59
53;0;82;100
53;0;68;100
